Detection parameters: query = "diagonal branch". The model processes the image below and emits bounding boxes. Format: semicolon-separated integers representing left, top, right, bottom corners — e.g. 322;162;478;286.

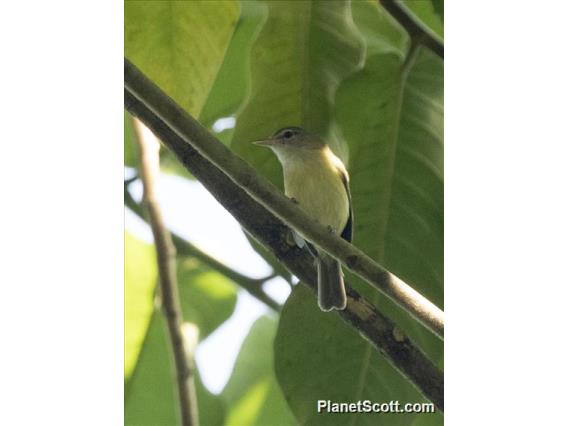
124;181;282;311
124;58;444;339
132;118;199;426
124;82;444;410
379;0;444;59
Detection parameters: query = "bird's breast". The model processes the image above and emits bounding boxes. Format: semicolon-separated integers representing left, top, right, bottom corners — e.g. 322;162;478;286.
281;151;349;234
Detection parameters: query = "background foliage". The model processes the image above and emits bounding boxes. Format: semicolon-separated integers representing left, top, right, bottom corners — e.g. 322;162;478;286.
125;1;443;425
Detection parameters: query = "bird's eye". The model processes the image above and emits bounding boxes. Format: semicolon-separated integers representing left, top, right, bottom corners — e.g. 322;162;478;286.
283;130;293;139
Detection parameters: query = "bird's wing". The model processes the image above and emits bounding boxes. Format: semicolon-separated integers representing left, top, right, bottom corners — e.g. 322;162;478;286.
339;169;353;243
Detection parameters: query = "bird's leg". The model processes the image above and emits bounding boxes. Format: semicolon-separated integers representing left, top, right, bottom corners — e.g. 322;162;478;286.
285;196;318;259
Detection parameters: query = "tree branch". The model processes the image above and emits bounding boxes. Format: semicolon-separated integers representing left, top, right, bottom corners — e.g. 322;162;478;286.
124;81;444;410
125;58;444;339
124;180;282;312
379;0;444;59
132;119;199;426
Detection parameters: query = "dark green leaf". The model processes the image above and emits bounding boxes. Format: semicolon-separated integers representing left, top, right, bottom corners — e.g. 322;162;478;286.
275;285;428;425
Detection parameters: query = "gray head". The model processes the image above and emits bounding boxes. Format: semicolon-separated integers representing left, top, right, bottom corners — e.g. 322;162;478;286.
254;126;325;150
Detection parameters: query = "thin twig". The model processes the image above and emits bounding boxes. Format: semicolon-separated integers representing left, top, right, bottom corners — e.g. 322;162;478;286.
124;181;282;311
379;0;444;59
124;88;444;411
132;119;199;426
124;58;444;339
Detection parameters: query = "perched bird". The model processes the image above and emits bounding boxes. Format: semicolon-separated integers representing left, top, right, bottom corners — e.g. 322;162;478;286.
254;127;353;311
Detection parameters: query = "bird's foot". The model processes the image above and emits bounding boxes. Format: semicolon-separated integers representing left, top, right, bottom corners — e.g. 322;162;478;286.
285;229;306;249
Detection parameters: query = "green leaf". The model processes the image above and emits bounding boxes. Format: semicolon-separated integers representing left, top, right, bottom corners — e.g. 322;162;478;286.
222;316;295;426
275;285;428;425
125;312;225;426
231;0;365;188
125;0;240;178
400;0;444;40
124;231;157;380
177;257;238;340
199;0;268;131
125;0;239;118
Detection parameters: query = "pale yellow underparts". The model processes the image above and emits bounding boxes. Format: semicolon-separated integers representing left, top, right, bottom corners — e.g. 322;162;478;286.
271;144;350;236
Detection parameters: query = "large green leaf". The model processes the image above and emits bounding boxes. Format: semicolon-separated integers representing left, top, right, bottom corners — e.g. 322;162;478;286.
124;231;157;380
125;0;239;118
125;312;225;426
125;0;240;173
273;1;443;424
222;316;295;426
275;285;427;426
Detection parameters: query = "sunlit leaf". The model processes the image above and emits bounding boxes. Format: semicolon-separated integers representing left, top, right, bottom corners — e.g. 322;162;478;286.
177;257;238;340
125;0;239;118
125;0;240;177
222;316;295;426
124;232;157;380
125;313;225;426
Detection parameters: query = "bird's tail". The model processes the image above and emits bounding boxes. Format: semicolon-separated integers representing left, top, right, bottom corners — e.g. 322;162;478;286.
317;253;347;311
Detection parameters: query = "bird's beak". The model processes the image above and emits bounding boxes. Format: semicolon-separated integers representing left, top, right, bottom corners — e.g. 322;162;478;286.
253;138;278;147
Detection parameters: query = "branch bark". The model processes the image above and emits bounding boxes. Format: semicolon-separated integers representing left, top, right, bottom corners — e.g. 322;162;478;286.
124;58;444;339
132;119;199;426
124;76;444;410
379;0;444;59
124;181;282;311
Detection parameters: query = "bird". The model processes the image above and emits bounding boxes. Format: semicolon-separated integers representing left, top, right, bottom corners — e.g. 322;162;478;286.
254;126;353;311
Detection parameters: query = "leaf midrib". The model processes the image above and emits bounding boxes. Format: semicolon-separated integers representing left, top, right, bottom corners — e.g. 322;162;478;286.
348;45;421;426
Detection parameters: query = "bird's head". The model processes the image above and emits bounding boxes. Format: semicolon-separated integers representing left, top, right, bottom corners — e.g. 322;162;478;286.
253;127;325;152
